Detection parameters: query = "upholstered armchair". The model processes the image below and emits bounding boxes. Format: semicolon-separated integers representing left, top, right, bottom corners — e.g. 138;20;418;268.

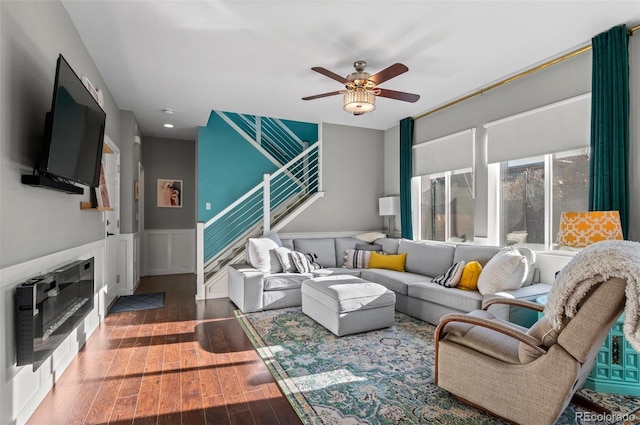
434;276;626;425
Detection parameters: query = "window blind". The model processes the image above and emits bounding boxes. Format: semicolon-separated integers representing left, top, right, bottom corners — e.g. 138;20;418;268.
485;93;590;164
413;128;475;176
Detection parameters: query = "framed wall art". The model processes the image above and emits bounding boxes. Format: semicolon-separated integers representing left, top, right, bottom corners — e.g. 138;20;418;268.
157;179;182;208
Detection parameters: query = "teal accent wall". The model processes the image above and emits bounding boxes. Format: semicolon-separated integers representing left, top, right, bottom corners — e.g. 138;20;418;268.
280;118;318;145
197;111;318;223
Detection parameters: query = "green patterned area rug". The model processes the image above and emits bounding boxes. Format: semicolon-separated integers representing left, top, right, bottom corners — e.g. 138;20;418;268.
236;307;640;425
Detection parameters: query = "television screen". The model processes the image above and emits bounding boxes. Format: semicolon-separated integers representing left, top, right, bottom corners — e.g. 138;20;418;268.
40;55;106;187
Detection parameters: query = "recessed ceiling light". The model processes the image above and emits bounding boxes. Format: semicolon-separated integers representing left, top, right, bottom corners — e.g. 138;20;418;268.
162;108;174;115
163;123;174;128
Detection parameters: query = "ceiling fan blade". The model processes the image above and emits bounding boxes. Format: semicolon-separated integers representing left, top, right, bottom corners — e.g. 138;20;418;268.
302;90;343;101
369;63;409;85
377;88;420;103
311;67;349;84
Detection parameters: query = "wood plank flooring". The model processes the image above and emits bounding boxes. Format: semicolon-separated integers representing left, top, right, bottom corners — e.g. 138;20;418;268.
26;274;302;425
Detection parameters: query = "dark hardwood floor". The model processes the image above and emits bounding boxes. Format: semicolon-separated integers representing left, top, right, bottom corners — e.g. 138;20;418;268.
26;274;302;425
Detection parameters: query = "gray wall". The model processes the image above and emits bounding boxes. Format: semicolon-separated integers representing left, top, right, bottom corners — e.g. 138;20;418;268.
143;137;196;230
385;39;639;241
282;123;385;233
0;1;121;268
119;111;143;234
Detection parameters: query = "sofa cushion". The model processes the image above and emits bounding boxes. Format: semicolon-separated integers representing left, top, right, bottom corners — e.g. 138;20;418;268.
453;244;501;267
443;309;525;364
356;243;383;251
317;268;363;277
302;275;395;313
375;238;400;254
335;237;360;267
360;269;429;295
280;238;295;251
293;238;337;267
408;281;484;312
399;240;455;277
264;273;311;291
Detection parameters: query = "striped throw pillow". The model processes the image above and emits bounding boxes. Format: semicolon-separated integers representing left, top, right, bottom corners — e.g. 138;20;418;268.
343;249;377;269
433;261;466;288
289;251;320;273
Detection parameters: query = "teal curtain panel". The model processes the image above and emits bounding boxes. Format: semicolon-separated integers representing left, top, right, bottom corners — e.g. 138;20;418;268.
400;117;414;239
589;24;630;238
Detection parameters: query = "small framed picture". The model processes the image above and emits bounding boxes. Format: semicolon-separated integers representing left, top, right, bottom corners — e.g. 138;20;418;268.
81;75;100;104
157;179;182;208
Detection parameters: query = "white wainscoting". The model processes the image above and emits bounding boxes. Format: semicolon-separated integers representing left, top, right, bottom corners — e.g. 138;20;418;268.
0;240;105;425
144;229;195;276
118;232;140;295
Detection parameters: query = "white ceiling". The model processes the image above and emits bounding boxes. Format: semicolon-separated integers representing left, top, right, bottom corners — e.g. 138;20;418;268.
62;1;640;140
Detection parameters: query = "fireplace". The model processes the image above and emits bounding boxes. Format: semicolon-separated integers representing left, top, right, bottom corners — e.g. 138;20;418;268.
15;257;94;370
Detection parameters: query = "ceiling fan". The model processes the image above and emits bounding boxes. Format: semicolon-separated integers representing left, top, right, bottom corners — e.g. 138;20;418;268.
302;60;420;115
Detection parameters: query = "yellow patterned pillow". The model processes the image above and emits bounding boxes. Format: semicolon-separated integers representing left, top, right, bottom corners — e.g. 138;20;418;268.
368;252;407;272
458;261;482;291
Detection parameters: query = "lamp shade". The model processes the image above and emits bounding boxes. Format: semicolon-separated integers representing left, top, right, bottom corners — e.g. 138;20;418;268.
379;196;399;216
344;90;376;114
557;211;623;247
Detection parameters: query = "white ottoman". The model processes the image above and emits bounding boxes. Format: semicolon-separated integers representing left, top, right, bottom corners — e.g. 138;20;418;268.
301;275;396;337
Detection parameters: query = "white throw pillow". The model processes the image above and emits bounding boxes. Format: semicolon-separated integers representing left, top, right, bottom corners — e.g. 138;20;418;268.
477;248;528;295
247;237;281;273
516;247;536;286
354;232;387;243
274;246;296;272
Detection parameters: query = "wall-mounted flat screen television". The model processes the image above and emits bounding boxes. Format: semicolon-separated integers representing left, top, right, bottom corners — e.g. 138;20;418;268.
22;54;106;193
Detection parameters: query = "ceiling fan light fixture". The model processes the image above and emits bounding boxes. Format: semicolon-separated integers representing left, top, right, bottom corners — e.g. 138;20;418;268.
343;90;376;114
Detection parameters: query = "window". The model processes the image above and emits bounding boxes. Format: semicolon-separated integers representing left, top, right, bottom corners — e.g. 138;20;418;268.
551;149;590;242
420;174;445;241
498;148;590;249
417;168;474;242
501;156;545;246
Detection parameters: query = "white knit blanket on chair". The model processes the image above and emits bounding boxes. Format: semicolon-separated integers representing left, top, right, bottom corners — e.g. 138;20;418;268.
544;240;640;352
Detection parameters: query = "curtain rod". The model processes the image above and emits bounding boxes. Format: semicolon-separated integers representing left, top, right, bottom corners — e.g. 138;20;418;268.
413;24;640;121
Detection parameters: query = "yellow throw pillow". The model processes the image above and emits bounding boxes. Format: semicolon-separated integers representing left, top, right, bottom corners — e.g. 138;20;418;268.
368;252;407;272
458;261;482;291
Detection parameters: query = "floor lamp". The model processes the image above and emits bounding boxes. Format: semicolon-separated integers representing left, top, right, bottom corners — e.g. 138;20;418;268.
379;196;399;236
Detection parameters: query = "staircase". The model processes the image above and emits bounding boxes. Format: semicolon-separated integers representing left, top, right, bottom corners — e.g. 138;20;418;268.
196;113;322;300
214;111;309;166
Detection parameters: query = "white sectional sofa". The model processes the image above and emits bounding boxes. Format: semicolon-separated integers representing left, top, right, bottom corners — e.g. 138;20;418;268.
228;236;552;326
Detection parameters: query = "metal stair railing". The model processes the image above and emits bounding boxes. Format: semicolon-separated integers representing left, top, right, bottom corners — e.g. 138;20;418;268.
196;142;321;298
225;112;307;165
